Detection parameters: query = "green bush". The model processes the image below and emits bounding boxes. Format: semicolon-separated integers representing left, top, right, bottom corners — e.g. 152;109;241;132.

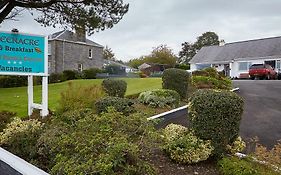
104;64;126;75
102;79;127;98
37;109;157;174
192;76;232;90
0;111;15;132
226;136;246;155
204;67;219;78
218;157;259;175
163;124;214;164
0;118;44;163
189;89;244;157
175;63;190;70
82;68;101;79
0;76;27;88
58;83;105;113
162;68;190;99
49;73;64;84
192;70;209;77
138;89;180;108
62;70;82;80
95;97;135;115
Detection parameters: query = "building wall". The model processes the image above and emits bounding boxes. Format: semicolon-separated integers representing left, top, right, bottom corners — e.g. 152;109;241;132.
48;40;103;73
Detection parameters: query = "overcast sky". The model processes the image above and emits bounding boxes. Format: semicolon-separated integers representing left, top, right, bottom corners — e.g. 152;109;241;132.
1;0;281;61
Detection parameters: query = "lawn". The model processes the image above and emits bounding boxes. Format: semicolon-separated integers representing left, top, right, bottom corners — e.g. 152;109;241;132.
0;78;162;117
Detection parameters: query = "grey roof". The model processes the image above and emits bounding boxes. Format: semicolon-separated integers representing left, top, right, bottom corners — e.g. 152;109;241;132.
190;36;281;64
48;30;103;48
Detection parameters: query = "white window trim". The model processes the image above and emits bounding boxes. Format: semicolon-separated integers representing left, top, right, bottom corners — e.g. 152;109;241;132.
48;43;51;55
78;63;83;72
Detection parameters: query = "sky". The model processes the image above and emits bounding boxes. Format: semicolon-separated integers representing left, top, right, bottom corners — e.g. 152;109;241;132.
1;0;281;61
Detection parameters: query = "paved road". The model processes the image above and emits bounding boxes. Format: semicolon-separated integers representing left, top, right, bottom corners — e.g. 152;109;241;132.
233;80;281;148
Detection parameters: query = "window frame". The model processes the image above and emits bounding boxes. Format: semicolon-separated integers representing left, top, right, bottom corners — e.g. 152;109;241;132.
238;62;252;71
88;48;93;59
78;63;83;72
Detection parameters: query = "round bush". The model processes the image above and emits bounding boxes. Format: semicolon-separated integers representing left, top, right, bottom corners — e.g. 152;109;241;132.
102;79;127;97
95;97;135;115
162;68;190;99
82;68;101;79
0;118;44;162
138;89;180;108
163;124;214;164
189;89;244;157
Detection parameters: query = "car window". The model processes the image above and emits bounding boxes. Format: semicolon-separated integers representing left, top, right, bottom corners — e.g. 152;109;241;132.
250;64;265;69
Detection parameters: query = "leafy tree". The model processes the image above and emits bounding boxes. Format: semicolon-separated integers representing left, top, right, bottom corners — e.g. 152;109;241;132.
103;46;115;61
128;45;178;68
179;32;220;63
0;1;129;35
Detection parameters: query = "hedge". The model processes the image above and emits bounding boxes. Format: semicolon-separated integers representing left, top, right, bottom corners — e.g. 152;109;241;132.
162;68;190;99
189;89;244;157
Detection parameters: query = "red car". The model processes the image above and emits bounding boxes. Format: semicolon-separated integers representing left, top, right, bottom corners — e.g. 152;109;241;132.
249;64;277;80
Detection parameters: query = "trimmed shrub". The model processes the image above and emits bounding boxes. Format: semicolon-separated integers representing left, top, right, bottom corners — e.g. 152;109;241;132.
138;89;180;108
226;136;246;155
58;83;105;113
192;76;232;90
162;68;190;99
95;97;135;115
37;109;157;174
102;79;127;97
163;124;214;164
0;111;15;132
62;70;82;80
189;89;244;157
82;68;101;79
49;73;64;84
0;118;44;162
0;76;27;88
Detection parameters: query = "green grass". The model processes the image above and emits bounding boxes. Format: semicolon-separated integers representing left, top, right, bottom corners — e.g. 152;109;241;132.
0;78;162;117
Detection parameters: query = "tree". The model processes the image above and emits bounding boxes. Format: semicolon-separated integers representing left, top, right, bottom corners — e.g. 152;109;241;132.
145;45;178;66
128;58;145;69
103;46;115;61
179;32;220;63
0;1;129;35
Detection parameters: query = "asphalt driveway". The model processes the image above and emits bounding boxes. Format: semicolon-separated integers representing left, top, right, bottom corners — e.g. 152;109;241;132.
157;80;281;149
233;80;281;148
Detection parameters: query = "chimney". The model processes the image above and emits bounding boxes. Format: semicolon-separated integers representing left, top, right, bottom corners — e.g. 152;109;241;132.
75;26;86;42
219;40;225;46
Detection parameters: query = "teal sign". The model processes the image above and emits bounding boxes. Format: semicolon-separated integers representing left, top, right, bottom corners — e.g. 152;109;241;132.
0;31;46;75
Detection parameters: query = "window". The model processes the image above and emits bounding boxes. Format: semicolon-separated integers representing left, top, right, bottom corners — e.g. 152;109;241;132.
196;64;211;70
277;60;281;70
78;63;83;72
238;62;251;71
89;49;92;59
48;43;51;55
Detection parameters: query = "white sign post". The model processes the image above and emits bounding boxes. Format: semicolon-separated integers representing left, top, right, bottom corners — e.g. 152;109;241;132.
0;31;48;117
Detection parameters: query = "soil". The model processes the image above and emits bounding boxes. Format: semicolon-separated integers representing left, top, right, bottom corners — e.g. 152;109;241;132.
146;148;220;175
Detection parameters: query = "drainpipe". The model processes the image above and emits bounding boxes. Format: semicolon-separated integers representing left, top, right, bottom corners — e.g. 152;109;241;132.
62;39;65;71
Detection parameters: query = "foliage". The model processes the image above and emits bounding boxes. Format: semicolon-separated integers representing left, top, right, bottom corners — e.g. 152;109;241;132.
189;89;244;157
218;156;280;175
163;124;214;164
103;45;116;61
62;70;80;80
0;76;27;88
0;111;15;132
102;79;127;97
0;118;44;163
162;68;190;98
254;141;281;168
49;73;64;84
82;68;101;79
175;63;190;70
179;32;220;63
204;67;219;78
0;1;129;35
95;97;135;115
192;70;209;77
128;45;178;68
58;83;105;113
226;136;246;155
104;64;126;75
192;76;232;90
37;109;157;174
138;89;180;108
218;157;259;175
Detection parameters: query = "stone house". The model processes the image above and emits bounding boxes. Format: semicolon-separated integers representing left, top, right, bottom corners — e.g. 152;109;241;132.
48;30;104;73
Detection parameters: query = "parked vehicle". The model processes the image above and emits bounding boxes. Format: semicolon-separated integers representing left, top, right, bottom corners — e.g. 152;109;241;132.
249;64;277;80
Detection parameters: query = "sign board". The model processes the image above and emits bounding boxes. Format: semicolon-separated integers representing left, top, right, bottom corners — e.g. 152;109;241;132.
0;31;47;76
